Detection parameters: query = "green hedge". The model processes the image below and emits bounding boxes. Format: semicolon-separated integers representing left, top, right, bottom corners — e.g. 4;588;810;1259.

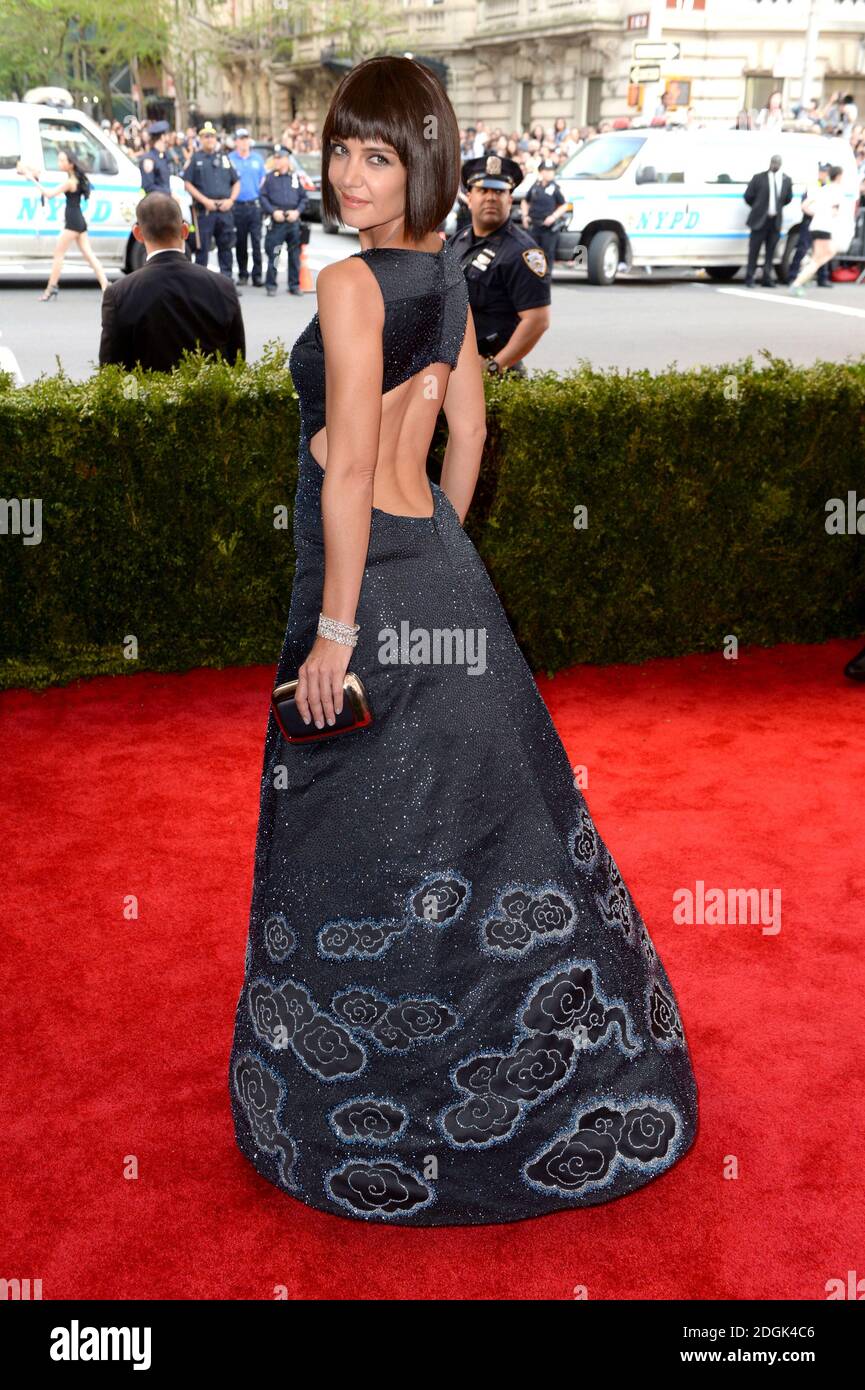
1;347;863;690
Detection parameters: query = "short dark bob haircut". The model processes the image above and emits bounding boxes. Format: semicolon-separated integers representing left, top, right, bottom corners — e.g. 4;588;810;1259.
320;56;461;241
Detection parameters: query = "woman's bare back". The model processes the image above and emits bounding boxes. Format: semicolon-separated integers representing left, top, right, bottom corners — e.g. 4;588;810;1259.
308;360;453;517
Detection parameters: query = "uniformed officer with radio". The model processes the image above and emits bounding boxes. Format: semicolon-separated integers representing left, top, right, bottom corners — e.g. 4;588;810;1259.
521;159;569;268
182;122;240;279
446;154;551;378
139;121;173;196
259;145;308;296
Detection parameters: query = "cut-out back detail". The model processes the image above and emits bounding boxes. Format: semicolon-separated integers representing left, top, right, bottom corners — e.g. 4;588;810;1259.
289;242;470;459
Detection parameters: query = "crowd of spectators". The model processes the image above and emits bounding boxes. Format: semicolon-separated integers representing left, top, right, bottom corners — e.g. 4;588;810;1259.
102;89;865;195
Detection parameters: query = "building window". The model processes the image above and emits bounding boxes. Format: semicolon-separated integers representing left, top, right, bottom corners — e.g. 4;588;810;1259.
744;75;778;114
587;76;603;126
519;81;532;130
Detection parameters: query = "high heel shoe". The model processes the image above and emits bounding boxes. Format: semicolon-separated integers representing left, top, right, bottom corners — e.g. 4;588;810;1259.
39;285;59;301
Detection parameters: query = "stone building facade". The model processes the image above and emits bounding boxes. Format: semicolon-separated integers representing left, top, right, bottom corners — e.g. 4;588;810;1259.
187;0;865;136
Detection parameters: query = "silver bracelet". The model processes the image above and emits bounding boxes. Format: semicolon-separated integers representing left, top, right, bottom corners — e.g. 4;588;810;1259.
317;612;360;647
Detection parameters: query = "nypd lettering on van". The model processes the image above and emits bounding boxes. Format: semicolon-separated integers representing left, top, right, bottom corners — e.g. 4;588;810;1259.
0;93;191;272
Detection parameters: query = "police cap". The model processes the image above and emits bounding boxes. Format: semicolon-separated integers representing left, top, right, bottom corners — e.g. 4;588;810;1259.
273;143;291;157
149;121;169;137
461;153;523;192
199;121;218;136
235;127;250;139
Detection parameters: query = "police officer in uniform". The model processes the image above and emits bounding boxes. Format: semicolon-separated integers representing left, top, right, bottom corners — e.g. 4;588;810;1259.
182;121;240;279
259;145;308;296
139;121;173;196
446;154;551;378
229;128;266;286
522;159;569;268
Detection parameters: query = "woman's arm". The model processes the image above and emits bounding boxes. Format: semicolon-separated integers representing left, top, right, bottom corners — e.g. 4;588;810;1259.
16;163;71;198
440;306;486;523
40;182;72;200
293;256;384;730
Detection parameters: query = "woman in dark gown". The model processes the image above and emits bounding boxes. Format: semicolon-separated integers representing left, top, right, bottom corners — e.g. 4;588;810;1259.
228;57;699;1225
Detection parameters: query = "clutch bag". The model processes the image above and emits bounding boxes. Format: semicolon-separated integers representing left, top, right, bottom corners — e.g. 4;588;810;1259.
271;670;373;743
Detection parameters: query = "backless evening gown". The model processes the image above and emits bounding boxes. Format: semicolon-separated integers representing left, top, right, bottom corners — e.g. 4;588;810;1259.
227;241;699;1224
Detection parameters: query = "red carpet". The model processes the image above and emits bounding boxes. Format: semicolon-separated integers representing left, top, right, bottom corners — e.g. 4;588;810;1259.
2;639;862;1300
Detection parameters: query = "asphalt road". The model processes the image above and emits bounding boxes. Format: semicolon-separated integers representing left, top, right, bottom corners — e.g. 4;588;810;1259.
1;226;864;383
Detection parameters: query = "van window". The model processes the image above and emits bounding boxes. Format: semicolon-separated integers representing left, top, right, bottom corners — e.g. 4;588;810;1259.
634;148;686;184
39;118;118;176
0;114;21;169
559;135;647;180
700;141;828;189
700;144;773;185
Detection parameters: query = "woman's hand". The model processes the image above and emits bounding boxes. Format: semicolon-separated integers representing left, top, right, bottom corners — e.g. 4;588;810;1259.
295;634;353;728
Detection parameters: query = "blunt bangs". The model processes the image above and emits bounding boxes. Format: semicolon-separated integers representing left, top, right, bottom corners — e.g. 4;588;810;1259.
320;56;461;239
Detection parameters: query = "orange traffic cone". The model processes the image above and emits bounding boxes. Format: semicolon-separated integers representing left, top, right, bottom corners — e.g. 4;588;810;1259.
300;243;315;292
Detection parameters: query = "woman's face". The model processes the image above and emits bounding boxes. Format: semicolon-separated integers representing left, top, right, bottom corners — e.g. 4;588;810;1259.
327;133;407;231
58;151;70;172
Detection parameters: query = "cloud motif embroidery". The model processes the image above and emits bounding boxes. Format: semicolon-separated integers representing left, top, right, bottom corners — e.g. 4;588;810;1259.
325;1159;434;1219
405;871;471;925
318;915;407;961
232;1051;298;1189
479;882;577;956
439;960;641;1148
264;911;297;962
247;977;366;1080
523;1098;681;1199
596;850;634;937
569;806;599;873
647;980;685;1047
316;872;472;961
328;1096;408;1144
331;986;458;1052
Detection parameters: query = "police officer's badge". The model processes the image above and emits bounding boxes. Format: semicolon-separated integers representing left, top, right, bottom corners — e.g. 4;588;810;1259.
486;155;502;177
522;247;548;277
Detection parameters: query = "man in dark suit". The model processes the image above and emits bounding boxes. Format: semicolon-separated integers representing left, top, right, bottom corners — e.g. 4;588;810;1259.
99;193;245;371
743;155;793;287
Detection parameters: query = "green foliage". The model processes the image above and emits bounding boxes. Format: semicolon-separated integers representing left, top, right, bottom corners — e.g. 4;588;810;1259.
0;0;170;104
1;349;863;690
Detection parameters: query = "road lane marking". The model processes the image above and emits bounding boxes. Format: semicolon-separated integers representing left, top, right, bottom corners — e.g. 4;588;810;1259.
716;286;865;318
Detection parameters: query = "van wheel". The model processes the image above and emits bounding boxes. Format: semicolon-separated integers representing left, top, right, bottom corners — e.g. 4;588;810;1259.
586;231;621;285
322;218;341;235
705;266;739;282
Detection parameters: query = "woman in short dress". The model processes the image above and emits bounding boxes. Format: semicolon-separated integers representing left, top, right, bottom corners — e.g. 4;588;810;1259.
17;148;109;299
790;165;855;293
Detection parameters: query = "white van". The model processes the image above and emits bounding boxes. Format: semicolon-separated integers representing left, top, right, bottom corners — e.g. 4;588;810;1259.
546;128;861;284
0;94;192;273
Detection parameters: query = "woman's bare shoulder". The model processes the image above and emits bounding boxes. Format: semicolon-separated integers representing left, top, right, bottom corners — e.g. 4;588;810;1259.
315;255;383;319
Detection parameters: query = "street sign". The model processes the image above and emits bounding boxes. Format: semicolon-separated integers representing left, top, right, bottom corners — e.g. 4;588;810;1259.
633;42;681;61
630;63;662;84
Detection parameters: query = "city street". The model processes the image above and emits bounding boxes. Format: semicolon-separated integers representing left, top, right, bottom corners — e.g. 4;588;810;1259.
1;224;864;383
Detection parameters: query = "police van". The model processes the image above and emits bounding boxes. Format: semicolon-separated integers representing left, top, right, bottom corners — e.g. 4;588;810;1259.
0;90;192;273
549;127;860;284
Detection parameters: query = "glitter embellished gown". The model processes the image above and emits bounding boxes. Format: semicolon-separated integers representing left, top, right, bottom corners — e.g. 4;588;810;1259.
227;241;699;1225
